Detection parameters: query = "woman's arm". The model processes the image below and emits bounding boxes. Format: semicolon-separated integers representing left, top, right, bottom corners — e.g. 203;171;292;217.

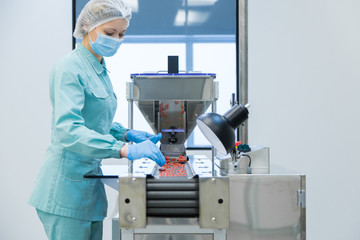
51;68;124;159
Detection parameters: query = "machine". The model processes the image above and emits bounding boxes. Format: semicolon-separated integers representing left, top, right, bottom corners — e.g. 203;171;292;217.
89;72;306;240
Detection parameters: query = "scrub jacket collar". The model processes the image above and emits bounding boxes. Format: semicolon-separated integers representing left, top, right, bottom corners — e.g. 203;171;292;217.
77;43;106;75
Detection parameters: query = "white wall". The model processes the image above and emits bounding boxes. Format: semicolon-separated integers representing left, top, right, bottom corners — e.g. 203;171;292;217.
248;1;360;239
0;0;72;239
1;0;359;239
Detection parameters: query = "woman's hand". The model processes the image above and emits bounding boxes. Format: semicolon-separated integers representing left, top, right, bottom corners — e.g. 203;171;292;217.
126;140;166;166
120;144;129;158
125;130;162;144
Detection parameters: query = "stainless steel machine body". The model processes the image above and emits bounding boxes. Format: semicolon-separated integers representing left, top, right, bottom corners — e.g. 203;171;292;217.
110;73;306;240
113;156;305;240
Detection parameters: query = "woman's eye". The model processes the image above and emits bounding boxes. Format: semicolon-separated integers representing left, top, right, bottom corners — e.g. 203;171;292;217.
105;32;114;36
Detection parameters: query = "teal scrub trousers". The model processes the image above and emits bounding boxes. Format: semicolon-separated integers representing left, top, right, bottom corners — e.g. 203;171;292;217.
36;209;103;240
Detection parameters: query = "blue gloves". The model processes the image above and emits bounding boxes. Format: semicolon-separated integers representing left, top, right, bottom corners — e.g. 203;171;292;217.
126;130;162;144
126;130;164;166
128;140;166;166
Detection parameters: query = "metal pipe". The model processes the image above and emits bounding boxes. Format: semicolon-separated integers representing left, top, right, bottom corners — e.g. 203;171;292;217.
147;191;199;200
128;99;134;174
147;208;198;217
147;200;199;208
239;0;248;144
146;183;199;191
211;100;217;176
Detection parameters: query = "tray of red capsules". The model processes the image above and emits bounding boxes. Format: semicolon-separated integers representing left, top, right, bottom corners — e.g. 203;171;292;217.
159;155;188;177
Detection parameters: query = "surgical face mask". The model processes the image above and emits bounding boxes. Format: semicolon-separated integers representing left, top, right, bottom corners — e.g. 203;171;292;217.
89;30;123;57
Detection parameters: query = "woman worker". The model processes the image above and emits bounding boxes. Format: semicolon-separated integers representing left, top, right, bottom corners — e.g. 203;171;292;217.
29;0;166;239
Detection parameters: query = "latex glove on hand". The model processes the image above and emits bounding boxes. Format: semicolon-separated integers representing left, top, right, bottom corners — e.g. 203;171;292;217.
126;130;162;144
127;140;166;166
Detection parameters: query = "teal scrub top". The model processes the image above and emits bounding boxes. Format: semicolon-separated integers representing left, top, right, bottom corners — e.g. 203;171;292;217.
29;43;128;221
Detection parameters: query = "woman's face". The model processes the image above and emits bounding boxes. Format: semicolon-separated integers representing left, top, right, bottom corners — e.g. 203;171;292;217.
89;18;128;41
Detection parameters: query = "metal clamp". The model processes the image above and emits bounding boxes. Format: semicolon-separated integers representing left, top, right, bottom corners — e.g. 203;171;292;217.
297;189;306;208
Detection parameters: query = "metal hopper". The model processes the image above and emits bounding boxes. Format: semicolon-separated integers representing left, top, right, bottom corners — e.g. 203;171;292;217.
127;73;218;157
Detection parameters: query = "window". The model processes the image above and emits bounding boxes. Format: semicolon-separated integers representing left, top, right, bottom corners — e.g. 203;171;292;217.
73;0;237;148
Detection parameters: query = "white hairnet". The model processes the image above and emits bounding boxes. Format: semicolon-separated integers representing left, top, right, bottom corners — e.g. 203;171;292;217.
73;0;132;39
